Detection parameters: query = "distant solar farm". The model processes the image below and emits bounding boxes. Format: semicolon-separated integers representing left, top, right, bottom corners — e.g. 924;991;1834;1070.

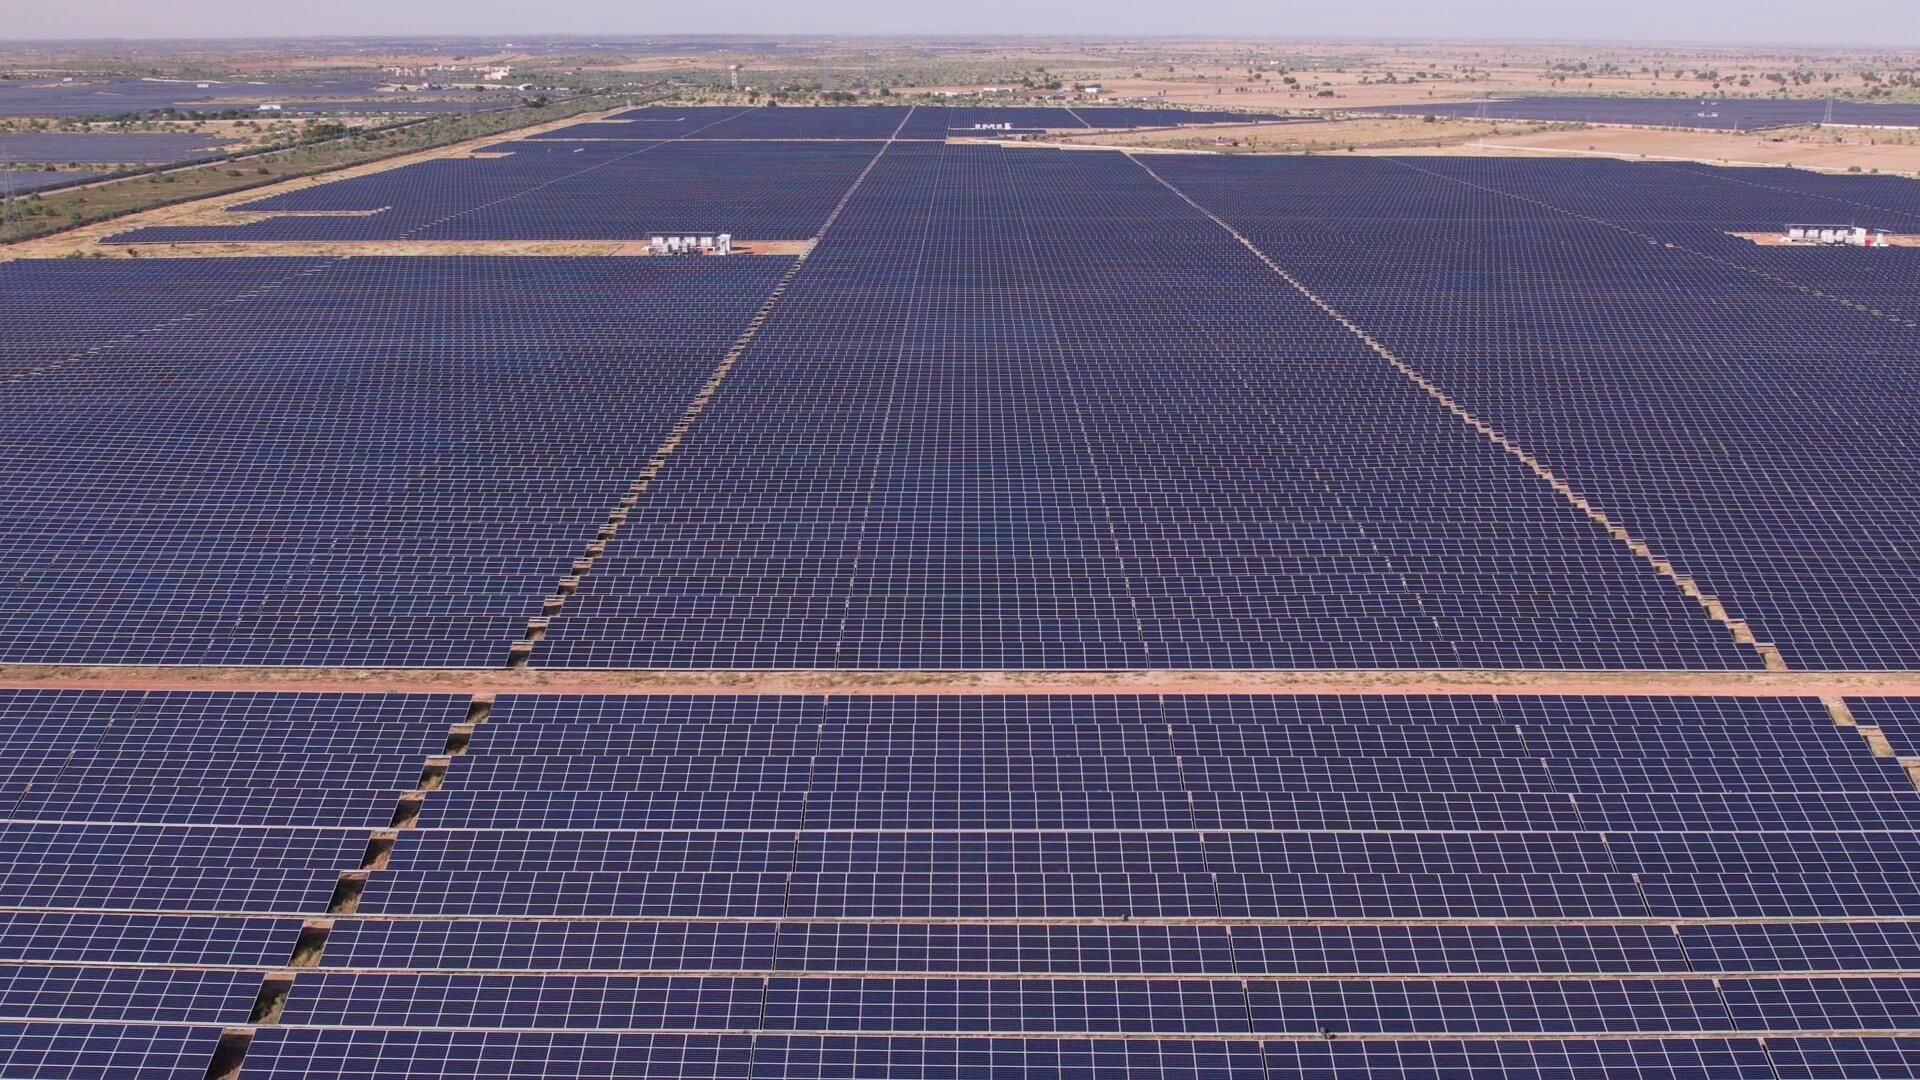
6;103;1920;1079
0;132;238;166
1353;95;1920;130
0;78;510;117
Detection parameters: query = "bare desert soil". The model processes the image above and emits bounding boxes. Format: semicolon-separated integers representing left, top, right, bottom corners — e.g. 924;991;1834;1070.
1457;124;1920;174
2;664;1918;699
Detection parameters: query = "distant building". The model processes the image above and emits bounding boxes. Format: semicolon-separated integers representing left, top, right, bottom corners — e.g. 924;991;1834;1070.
1784;223;1891;247
647;234;733;256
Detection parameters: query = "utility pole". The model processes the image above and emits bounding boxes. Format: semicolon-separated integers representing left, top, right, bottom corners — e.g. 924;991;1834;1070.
1;146;14;242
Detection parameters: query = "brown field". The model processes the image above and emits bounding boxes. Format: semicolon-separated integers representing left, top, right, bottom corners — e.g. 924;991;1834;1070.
69;237;819;259
1038;113;1920;176
1458;124;1920;174
899;39;1920;111
2;662;1919;700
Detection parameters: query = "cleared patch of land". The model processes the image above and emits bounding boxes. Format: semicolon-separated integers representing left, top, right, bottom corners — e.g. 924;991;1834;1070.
1458;123;1920;174
2;664;1920;698
1043;114;1920;174
77;237;818;259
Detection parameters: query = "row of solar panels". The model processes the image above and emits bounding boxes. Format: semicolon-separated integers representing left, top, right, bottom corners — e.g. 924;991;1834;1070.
1353;95;1920;132
21;913;1920;975
31;965;1920;1034
2;1025;1904;1079
598;105;1288;140
107;140;881;243
14;856;1920;918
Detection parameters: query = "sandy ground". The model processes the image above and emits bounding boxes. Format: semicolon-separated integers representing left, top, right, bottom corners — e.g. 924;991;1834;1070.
1;664;1917;698
1039;115;1920;175
0;105;631;262
909;40;1919;110
1456;125;1920;174
78;236;815;259
94;240;692;258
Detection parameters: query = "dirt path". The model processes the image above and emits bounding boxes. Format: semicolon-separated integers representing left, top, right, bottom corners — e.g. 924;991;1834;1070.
2;664;1918;697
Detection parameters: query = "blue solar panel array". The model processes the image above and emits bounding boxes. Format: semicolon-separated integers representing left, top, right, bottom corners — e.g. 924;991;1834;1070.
933;106;1305;136
1149;152;1920;669
1354;95;1920;131
604;104;1292;140
0;77;507;118
0;257;330;377
0;688;1914;1074
537;140;1753;669
0;691;1860;1079
0;132;236;165
0;256;785;665
0;690;478;1078
105;106;1294;246
14;97;1920;1079
1847;698;1920;758
0;169;100;195
107;139;879;244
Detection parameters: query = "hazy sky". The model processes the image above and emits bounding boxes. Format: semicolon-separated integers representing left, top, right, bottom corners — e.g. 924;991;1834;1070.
5;0;1918;47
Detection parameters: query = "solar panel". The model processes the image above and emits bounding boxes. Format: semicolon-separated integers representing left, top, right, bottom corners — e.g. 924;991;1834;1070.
1768;1037;1920;1080
1846;699;1920;758
322;920;781;972
0;1022;228;1080
243;1029;757;1079
1683;923;1920;974
280;972;765;1028
1260;1038;1774;1079
0;965;260;1023
0;913;302;967
752;1036;1270;1080
1724;977;1920;1031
